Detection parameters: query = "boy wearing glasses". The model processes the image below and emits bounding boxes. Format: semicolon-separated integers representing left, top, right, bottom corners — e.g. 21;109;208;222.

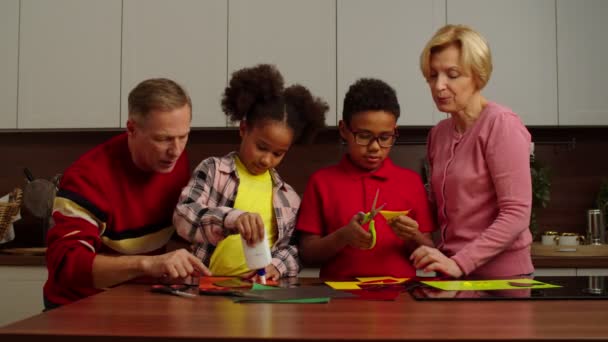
296;78;435;278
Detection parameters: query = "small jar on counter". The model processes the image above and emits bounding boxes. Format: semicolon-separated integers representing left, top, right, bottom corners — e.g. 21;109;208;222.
541;231;559;246
558;232;585;246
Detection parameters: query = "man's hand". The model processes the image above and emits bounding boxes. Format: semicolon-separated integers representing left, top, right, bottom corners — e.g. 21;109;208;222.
339;213;373;249
410;246;463;278
235;212;265;246
141;248;211;279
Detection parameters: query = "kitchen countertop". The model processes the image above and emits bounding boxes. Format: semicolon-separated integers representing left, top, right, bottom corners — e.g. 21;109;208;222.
0;247;45;266
2;245;608;268
531;242;608;268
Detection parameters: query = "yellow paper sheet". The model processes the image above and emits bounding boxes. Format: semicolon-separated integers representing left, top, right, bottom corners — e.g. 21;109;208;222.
325;281;362;290
379;210;410;220
421;278;561;291
356;277;409;284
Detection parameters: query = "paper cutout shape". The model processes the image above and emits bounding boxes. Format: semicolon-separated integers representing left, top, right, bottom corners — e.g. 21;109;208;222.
379;210;410;220
421;278;561;291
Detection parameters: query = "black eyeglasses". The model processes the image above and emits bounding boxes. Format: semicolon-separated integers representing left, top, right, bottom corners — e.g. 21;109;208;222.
347;127;398;147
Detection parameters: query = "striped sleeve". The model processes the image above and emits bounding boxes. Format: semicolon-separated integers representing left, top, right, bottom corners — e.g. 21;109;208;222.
46;172;107;292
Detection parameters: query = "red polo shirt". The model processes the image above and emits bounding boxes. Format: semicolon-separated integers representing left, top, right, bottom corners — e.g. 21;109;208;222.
296;155;436;278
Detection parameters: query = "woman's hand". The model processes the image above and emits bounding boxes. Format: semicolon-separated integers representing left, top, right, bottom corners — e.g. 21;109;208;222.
339;213;373;249
235;212;265;246
410;246;463;278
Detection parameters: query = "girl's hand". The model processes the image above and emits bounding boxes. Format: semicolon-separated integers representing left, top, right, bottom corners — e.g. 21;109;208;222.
410;246;463;278
340;213;373;249
242;264;281;282
387;215;420;242
235;212;265;246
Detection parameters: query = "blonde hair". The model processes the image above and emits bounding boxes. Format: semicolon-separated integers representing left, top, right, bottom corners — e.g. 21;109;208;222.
420;24;492;90
128;78;192;122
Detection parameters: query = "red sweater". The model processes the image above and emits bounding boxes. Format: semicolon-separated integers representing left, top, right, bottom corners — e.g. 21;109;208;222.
44;133;189;307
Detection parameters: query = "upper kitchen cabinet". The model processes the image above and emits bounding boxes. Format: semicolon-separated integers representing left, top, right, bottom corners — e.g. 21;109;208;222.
228;0;337;125
0;0;19;129
448;0;558;126
122;0;227;128
557;0;608;126
18;0;122;129
337;0;446;126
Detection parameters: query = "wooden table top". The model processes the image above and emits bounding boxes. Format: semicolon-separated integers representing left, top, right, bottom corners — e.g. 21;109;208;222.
1;278;608;341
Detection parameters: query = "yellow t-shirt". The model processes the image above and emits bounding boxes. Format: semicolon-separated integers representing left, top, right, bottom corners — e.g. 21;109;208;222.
209;155;277;276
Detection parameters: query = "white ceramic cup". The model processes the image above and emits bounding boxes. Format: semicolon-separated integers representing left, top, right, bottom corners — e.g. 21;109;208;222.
558;234;582;246
541;234;558;246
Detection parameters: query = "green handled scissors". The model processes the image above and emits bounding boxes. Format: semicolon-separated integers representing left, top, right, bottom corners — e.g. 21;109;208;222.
360;188;386;249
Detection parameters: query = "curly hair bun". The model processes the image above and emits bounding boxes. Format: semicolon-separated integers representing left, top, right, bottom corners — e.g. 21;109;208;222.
284;85;328;144
222;64;285;122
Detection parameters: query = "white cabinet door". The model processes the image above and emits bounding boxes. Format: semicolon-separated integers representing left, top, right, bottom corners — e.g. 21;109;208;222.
337;0;445;126
228;0;337;125
122;0;228;128
18;0;121;129
0;0;19;129
557;0;608;126
0;266;46;327
448;0;558;126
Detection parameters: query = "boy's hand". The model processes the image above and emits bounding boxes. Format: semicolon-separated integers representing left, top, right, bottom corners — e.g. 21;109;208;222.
235;212;265;246
340;213;373;249
387;215;420;242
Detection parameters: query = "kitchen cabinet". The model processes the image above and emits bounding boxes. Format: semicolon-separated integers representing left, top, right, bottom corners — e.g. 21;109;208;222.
122;0;228;128
557;0;608;126
337;0;445;126
447;0;558;126
228;0;337;126
18;0;122;129
0;266;46;327
0;0;19;129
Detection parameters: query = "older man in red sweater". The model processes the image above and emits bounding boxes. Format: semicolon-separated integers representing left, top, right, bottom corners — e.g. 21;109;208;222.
44;79;210;309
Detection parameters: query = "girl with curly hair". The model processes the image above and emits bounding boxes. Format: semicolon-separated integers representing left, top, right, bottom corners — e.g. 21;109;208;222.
174;64;327;280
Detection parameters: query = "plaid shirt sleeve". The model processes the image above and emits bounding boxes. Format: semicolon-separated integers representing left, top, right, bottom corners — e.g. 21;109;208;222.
173;157;244;245
269;180;302;278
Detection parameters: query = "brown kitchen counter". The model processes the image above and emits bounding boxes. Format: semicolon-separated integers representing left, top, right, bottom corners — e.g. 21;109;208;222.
532;255;608;268
3;245;608;268
531;242;608;268
0;247;46;266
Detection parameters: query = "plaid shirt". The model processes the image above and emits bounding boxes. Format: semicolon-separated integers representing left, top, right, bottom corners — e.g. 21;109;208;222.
173;152;301;277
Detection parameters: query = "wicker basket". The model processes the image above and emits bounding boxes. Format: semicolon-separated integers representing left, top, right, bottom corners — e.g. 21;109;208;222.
0;188;23;241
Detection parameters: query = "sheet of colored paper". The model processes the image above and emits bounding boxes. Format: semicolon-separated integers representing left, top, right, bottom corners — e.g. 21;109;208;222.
421;278;561;291
345;289;401;301
356;277;409;284
233;283;331;303
199;276;277;291
325;281;362;290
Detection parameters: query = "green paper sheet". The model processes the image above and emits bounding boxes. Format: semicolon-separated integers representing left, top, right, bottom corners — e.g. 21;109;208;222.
421;278;561;291
232;283;330;303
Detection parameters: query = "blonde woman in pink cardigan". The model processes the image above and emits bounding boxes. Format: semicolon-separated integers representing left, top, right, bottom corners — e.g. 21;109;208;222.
411;24;534;278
